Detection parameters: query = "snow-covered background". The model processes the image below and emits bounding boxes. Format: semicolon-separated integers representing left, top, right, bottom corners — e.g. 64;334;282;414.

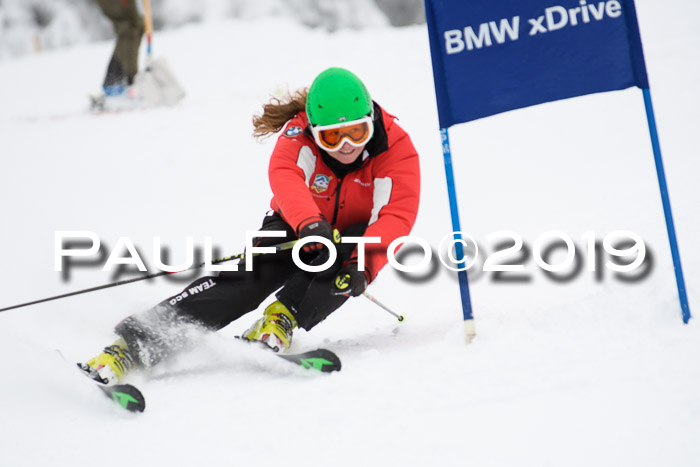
0;0;424;59
1;0;699;466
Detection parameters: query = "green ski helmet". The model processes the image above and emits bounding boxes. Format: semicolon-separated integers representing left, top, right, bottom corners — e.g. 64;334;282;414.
306;68;372;126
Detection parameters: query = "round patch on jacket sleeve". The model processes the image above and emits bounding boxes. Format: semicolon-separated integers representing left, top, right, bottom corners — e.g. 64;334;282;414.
284;126;303;137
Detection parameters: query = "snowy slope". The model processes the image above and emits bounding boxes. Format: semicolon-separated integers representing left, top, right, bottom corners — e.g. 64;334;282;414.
1;1;699;466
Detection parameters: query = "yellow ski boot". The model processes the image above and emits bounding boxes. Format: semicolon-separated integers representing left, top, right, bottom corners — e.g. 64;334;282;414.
242;301;297;352
77;338;135;385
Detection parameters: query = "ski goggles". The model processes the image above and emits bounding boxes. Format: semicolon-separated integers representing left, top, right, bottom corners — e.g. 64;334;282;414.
310;116;374;152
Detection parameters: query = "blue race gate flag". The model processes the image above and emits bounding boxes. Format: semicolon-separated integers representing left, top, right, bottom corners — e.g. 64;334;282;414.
426;0;649;126
425;0;691;329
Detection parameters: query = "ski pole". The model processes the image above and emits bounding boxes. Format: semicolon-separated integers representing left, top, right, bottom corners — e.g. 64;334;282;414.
0;238;299;313
363;292;405;322
143;0;154;69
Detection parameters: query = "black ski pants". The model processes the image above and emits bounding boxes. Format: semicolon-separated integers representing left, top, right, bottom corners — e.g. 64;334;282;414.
116;213;366;366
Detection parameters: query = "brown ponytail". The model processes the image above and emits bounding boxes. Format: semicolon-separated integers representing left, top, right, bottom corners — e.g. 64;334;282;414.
252;89;308;140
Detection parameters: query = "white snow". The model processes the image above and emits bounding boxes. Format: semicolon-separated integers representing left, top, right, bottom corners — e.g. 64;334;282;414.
1;1;699;466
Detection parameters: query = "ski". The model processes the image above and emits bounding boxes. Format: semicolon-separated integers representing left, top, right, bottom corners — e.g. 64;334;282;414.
234;338;342;373
80;349;336;413
277;348;341;373
55;349;146;413
75;361;147;413
97;383;146;413
58;343;337;414
88;93;149;114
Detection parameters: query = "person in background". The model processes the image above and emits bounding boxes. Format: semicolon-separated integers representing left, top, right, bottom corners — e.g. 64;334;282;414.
96;0;144;96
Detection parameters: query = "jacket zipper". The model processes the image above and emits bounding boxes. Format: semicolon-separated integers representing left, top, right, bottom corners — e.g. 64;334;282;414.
331;175;344;225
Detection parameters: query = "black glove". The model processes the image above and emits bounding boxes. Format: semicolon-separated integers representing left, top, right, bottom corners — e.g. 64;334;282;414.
331;261;368;297
297;216;336;254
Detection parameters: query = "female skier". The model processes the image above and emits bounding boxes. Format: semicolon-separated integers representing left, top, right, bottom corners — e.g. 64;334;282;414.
79;67;421;384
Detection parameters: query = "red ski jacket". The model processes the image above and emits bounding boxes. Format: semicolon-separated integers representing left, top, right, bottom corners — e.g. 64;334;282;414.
268;104;420;281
